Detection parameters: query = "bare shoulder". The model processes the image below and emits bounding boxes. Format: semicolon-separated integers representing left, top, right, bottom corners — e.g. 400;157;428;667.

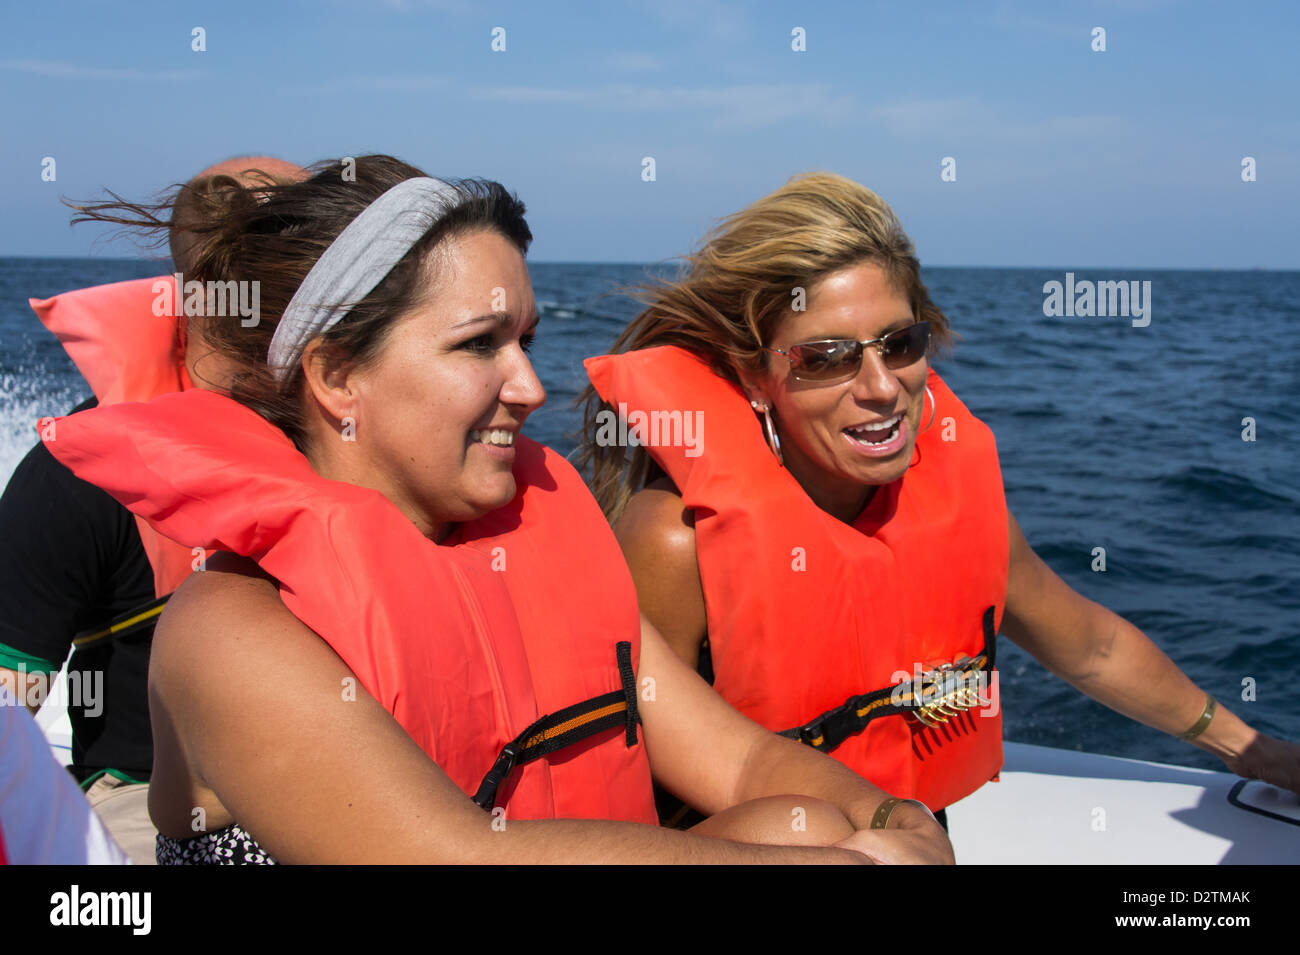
613;478;708;664
167;551;278;605
153;554;284;666
150;553;318;723
147;553;311;831
614;477;698;574
147;555;492;862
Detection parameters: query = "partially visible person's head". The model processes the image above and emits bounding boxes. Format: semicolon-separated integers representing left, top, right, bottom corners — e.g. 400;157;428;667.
580;172;953;520
168;155;307;276
74;155;540;539
167;156;308;386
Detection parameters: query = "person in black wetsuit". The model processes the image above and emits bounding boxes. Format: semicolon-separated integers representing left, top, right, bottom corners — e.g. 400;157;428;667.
0;156;305;863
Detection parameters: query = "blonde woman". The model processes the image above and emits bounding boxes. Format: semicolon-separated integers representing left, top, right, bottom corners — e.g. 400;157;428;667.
581;172;1300;829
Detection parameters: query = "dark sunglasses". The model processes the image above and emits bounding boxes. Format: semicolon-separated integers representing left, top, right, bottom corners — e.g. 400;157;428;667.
765;322;931;382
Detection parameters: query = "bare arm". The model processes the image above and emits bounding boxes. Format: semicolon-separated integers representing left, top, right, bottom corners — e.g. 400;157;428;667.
637;615;954;864
613;480;708;670
153;564;869;864
1001;508;1300;794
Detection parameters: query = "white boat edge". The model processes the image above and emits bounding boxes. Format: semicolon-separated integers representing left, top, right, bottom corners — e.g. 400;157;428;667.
947;741;1300;864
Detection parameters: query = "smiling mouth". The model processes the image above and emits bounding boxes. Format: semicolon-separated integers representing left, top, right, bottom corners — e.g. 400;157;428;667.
470;428;515;447
844;413;902;446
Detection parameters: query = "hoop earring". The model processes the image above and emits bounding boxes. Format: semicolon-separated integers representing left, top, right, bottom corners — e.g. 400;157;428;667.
751;400;784;467
921;386;937;434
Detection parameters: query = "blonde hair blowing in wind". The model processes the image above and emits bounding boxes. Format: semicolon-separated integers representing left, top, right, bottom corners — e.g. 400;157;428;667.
578;171;954;522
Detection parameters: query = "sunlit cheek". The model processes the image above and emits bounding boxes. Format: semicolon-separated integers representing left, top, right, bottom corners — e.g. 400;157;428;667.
778;399;826;457
804;417;841;463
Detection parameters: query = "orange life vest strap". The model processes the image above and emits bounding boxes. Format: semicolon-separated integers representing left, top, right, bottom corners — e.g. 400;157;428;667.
473;642;641;810
779;606;998;753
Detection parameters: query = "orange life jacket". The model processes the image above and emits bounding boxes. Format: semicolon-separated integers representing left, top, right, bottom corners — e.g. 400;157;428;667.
586;346;1008;811
31;276;195;598
43;390;659;823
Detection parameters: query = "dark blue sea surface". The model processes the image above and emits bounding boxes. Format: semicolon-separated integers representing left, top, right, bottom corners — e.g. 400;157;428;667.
2;258;1297;773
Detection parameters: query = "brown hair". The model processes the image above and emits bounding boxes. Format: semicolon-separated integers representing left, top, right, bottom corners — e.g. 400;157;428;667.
69;155;531;451
168;158;306;274
576;171;952;521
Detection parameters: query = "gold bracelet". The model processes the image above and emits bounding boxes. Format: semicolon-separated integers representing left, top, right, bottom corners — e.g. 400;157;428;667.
1179;694;1217;741
870;797;933;829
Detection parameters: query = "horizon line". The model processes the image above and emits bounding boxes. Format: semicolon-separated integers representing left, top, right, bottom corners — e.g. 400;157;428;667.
0;254;1297;274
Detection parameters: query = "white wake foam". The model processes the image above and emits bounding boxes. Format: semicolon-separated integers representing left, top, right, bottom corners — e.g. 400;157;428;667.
0;370;86;491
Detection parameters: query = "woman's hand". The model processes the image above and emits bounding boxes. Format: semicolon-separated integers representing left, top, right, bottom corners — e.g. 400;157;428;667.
1221;733;1300;796
833;805;955;865
1184;699;1300;797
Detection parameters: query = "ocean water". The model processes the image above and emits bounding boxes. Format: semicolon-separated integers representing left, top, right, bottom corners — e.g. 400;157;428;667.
2;258;1297;773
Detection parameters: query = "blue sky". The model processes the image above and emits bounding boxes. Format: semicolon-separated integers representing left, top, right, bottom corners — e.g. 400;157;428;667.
1;0;1296;267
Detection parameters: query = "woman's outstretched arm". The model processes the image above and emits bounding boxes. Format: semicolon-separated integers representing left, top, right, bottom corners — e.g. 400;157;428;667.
1001;507;1300;794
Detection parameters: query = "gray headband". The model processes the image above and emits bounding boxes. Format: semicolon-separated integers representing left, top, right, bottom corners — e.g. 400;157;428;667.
266;176;462;381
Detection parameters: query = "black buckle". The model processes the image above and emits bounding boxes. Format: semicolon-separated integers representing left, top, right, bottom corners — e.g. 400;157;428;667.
818;708;861;752
798;720;827;748
471;743;520;811
797;707;860;752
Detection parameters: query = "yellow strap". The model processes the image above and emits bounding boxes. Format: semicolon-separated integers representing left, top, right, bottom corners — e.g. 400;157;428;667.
72;601;167;649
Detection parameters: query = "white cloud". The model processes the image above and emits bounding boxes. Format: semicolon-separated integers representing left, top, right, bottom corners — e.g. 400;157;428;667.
600;52;665;73
347;74;449;91
279;73;449;95
472;82;855;130
641;0;752;44
373;0;475;12
0;59;200;81
870;97;1127;144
